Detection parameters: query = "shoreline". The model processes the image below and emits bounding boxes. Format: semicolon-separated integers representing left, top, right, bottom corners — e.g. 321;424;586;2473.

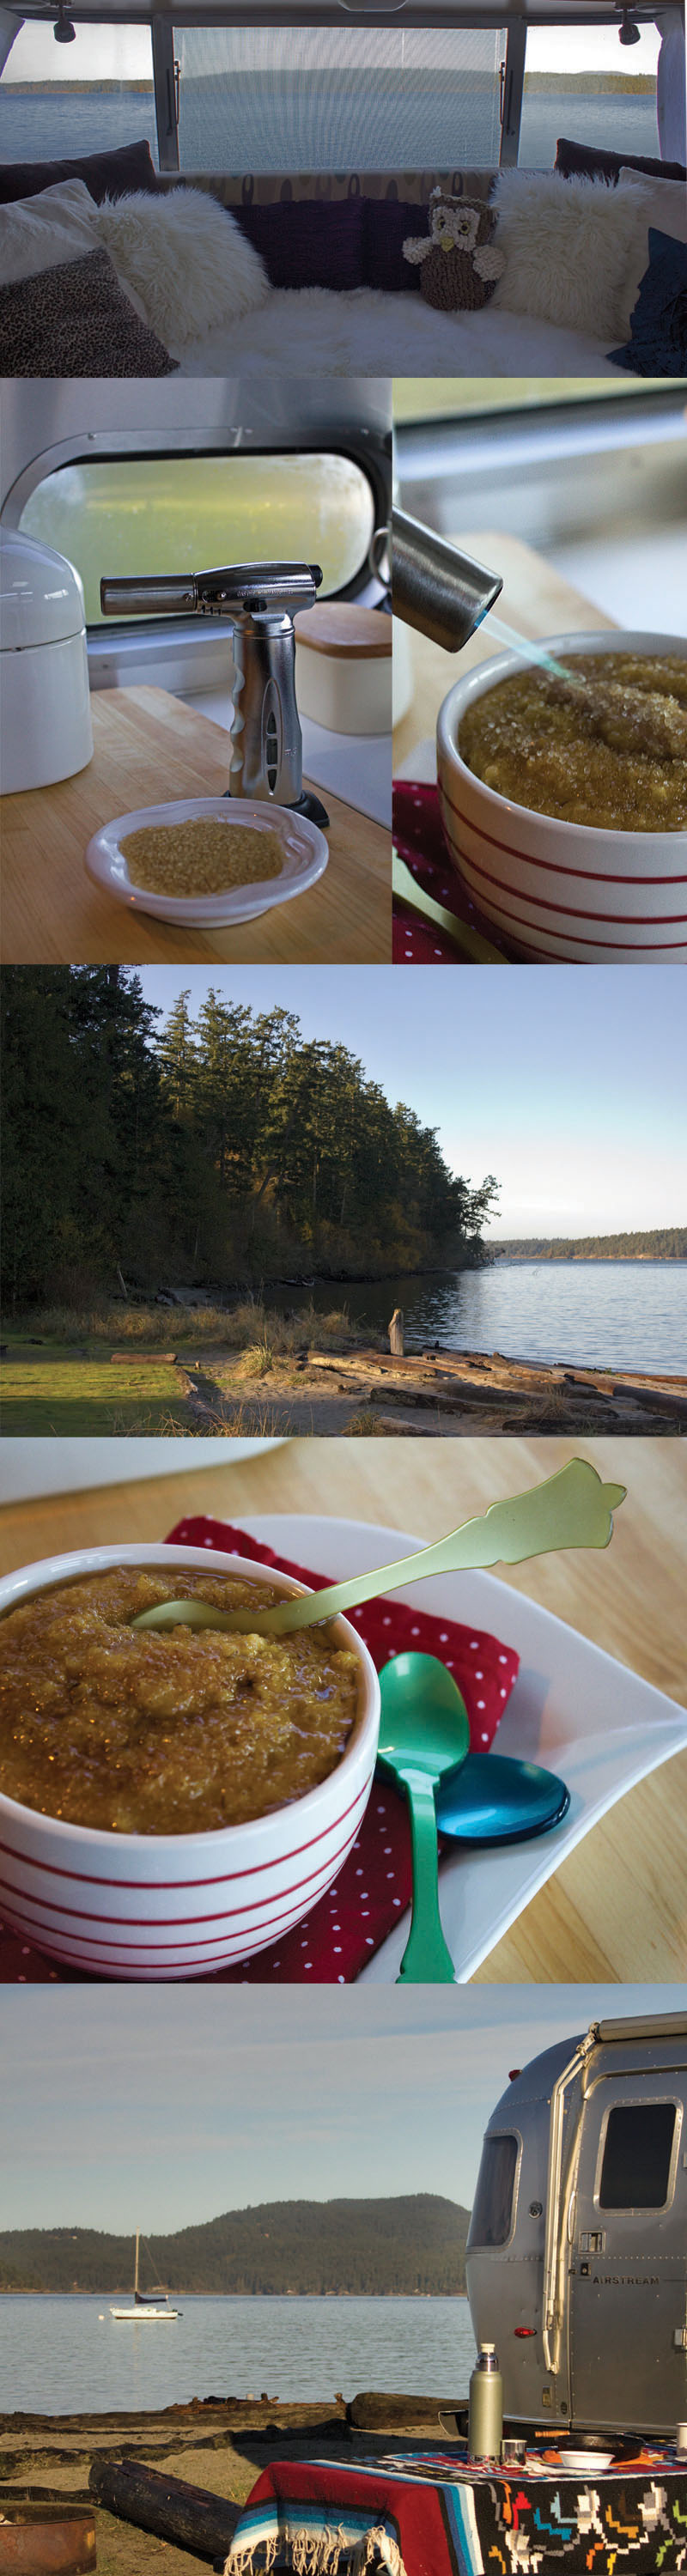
0;2396;456;2573
2;1338;685;1438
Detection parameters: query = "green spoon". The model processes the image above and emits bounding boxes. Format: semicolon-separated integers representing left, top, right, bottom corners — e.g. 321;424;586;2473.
131;1460;626;1640
378;1654;471;1984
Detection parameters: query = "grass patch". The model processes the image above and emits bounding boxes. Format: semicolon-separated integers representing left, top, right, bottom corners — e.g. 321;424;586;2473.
0;1358;189;1437
3;1297;371;1354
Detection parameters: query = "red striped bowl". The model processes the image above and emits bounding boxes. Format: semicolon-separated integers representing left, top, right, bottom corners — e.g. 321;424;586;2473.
0;1544;380;1980
436;629;687;962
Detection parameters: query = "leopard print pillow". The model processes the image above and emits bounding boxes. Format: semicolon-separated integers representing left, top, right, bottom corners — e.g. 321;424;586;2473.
0;246;178;375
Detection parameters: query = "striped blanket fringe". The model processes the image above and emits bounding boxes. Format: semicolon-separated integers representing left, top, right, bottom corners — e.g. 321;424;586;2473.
225;2526;409;2575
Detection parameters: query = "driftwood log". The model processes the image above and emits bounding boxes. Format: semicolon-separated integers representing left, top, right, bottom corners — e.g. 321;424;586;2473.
88;2458;240;2557
388;1308;404;1356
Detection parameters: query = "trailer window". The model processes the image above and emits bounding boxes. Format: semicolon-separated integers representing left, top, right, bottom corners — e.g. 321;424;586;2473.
174;28;505;173
599;2101;677;2209
469;2134;518;2247
19;453;376;629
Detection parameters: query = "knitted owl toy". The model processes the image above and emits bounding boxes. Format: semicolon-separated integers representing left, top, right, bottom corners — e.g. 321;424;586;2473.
403;187;505;311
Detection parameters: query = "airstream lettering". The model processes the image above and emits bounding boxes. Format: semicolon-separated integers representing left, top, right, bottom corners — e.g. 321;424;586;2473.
466;2014;687;2437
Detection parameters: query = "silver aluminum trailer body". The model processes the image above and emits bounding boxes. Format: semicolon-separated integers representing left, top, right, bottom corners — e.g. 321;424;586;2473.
465;2014;687;2437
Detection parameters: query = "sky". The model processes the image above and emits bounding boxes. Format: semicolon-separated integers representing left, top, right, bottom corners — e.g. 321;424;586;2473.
136;965;686;1241
1;1985;683;2235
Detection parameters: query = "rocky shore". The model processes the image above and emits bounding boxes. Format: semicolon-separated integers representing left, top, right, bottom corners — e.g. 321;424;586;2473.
0;2393;450;2573
179;1342;687;1437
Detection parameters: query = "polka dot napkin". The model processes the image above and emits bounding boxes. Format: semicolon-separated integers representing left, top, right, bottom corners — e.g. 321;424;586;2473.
166;1516;520;1984
0;1518;520;1984
393;779;524;963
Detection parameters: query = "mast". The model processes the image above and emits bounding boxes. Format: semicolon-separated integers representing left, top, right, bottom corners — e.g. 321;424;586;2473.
134;2231;139;2299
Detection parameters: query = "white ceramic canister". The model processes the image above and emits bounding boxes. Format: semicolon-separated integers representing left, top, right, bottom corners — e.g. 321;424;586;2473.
0;527;93;793
294;601;392;737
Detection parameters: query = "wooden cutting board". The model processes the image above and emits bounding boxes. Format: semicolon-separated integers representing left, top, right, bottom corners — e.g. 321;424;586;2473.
1;685;391;965
393;528;617;775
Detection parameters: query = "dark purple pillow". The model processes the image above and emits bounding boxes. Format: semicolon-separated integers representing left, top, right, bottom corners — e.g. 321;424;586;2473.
555;136;686;186
362;198;424;292
0;137;161;209
234;197;364;291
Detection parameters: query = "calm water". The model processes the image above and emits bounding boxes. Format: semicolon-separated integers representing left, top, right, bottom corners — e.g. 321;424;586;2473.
0;86;658;167
0;2294;476;2417
264;1261;687;1376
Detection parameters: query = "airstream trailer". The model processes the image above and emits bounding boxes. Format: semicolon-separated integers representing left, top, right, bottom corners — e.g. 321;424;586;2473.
466;2013;687;2439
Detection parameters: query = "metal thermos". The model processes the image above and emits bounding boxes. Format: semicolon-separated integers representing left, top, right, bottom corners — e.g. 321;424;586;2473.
99;560;327;817
392;508;502;653
469;2343;503;2458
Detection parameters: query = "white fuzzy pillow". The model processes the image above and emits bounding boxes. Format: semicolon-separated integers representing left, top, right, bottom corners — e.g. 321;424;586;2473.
489;168;654;340
95;187;269;349
0;178;100;284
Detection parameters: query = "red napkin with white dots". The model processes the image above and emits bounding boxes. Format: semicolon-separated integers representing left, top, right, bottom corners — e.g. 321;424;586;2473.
393;779;527;963
0;1517;519;1984
166;1516;520;1984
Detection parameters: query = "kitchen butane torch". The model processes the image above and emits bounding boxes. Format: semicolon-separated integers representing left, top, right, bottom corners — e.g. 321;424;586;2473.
392;508;503;652
99;560;329;823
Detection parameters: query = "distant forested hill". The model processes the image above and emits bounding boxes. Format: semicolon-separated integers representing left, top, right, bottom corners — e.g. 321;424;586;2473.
0;2196;471;2297
493;1229;686;1261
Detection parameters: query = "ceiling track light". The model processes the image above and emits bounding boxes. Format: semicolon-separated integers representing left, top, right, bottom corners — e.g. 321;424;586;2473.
53;2;76;39
618;5;641;42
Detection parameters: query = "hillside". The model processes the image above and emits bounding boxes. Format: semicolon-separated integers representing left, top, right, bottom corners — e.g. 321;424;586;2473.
493;1227;686;1262
0;2196;471;2299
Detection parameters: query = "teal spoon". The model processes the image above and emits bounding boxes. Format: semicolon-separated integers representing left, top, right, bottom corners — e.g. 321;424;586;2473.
436;1750;570;1844
377;1653;471;1985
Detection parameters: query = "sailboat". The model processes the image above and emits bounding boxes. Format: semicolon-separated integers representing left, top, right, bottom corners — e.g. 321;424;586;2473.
110;2231;179;2321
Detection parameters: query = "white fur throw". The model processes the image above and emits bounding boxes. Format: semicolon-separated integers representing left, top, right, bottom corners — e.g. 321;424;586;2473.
95;187;270;348
489;168;654;339
0;178;100;283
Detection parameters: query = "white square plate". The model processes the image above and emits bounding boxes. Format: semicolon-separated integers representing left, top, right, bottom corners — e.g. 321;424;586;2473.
241;1513;687;1984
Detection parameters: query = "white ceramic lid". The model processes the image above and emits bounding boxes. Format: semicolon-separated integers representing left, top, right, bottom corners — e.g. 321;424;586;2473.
0;527;87;652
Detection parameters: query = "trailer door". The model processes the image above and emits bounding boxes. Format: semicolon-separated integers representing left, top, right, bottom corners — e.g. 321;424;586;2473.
568;2074;687;2433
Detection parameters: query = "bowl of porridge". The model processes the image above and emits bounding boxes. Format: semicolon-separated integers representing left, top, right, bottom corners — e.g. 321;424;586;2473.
436;631;687;962
0;1543;380;1978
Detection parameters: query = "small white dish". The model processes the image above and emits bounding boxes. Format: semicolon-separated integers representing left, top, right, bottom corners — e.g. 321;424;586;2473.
84;797;328;927
240;1515;687;1985
556;2451;614;2475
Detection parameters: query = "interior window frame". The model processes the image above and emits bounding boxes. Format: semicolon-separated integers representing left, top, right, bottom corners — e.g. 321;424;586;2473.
3;428;390;691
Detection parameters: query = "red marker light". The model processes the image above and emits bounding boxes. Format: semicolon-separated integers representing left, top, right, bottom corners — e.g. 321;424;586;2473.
508;2069;521;2081
514;2328;536;2338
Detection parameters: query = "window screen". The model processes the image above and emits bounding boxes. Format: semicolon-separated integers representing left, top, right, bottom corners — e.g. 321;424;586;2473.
0;21;156;163
175;28;505;173
469;2135;519;2248
518;24;660;169
19;452;376;628
599;2101;677;2209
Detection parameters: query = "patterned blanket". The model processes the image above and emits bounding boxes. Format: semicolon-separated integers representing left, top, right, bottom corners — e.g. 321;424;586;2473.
224;2445;687;2575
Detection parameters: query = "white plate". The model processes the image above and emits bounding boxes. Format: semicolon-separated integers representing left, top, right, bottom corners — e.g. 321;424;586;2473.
84;797;328;927
239;1514;687;1984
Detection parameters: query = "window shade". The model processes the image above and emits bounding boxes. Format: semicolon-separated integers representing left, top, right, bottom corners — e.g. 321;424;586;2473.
175;27;505;172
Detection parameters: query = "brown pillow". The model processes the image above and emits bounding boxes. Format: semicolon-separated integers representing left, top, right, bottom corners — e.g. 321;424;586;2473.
0;137;161;209
0;246;178;375
555;136;686;185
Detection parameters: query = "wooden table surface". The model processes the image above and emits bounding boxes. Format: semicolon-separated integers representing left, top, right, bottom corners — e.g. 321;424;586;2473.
1;686;391;966
3;1436;684;1987
393;529;616;776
